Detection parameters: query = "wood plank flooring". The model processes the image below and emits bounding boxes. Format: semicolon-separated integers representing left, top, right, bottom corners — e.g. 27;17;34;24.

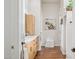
35;46;66;59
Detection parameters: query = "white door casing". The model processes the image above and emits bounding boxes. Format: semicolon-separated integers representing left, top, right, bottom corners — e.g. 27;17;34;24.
66;11;75;59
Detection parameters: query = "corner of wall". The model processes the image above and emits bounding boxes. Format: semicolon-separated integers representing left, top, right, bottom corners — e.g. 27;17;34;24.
60;46;66;55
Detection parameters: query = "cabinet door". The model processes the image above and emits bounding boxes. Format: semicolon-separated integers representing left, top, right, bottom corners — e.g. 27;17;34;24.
27;44;33;59
30;41;36;59
31;40;36;59
24;39;38;59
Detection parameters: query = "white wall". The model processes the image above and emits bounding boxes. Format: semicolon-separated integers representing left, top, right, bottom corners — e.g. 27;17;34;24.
30;0;42;34
25;0;29;14
42;3;60;30
41;2;60;46
25;0;42;35
25;0;31;14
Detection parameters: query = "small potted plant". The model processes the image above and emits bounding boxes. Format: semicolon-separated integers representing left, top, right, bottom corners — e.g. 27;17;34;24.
66;0;73;11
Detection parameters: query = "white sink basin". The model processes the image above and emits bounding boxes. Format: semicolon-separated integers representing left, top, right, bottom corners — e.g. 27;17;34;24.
24;35;38;44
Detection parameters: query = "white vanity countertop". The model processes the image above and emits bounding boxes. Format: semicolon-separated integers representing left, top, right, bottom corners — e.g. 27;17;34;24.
24;34;39;44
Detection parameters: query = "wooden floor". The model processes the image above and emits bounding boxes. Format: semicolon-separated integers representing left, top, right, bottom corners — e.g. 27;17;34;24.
35;46;66;59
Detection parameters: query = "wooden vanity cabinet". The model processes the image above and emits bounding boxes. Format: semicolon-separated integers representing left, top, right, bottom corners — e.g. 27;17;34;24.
24;39;38;59
25;14;35;35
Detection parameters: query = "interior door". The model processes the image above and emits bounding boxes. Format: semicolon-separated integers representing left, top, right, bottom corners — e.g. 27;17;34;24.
66;11;75;59
5;0;21;59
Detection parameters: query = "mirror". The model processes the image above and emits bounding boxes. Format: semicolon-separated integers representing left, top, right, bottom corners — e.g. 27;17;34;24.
25;14;35;36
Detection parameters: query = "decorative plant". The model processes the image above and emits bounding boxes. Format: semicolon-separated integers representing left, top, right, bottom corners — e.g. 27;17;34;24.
66;0;73;11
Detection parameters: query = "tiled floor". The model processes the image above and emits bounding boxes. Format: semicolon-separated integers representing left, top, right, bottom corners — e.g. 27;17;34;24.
35;46;66;59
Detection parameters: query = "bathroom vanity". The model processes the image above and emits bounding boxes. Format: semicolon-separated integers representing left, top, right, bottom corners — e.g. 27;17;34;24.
24;14;40;59
24;35;39;59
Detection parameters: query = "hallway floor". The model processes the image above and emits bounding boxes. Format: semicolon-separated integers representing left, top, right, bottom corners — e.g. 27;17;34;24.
35;46;66;59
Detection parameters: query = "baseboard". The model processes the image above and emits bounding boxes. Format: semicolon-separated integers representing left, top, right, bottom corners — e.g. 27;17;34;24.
60;47;66;55
54;43;60;46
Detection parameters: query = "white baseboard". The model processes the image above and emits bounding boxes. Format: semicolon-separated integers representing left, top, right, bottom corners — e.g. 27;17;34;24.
41;43;60;47
54;43;60;46
60;47;66;55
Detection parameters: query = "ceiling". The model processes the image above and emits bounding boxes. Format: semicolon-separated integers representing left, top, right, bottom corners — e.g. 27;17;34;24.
42;0;60;3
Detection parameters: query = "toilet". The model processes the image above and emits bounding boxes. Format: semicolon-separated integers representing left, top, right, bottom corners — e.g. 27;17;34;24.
45;37;54;47
42;30;55;48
